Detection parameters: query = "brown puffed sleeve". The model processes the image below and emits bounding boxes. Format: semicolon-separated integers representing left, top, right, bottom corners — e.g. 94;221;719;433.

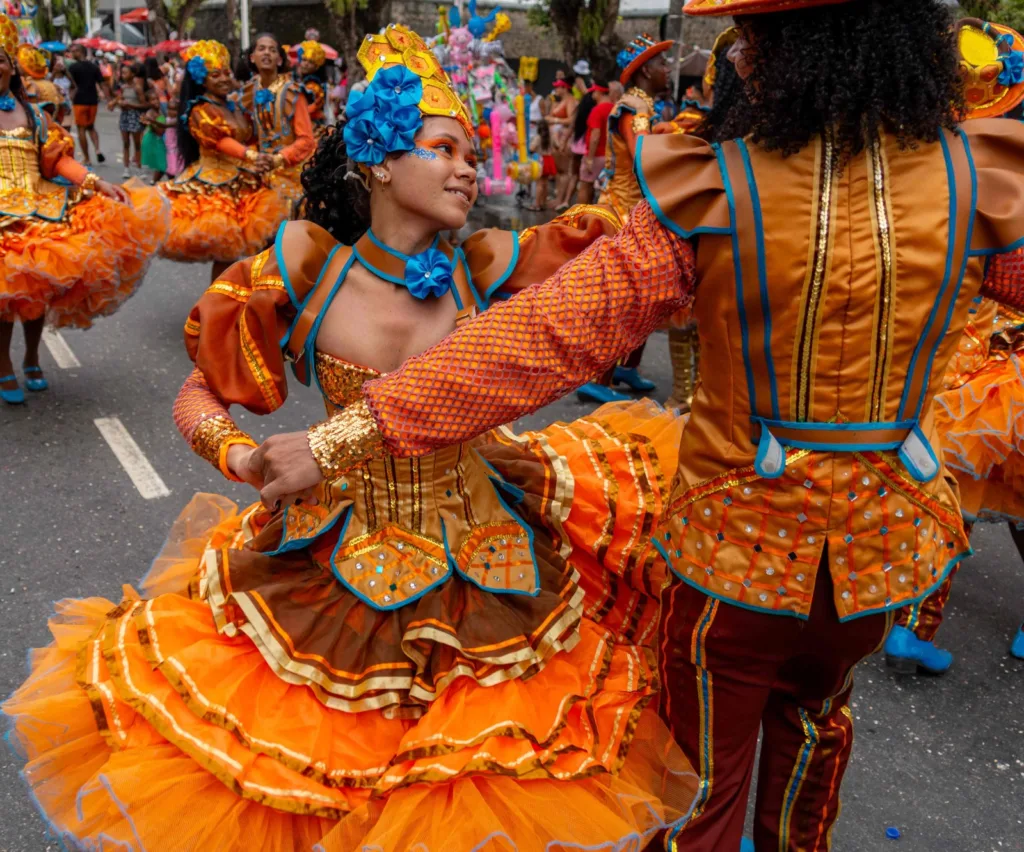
967;118;1024;255
635;132;733;239
462;203;622;303
37;111;76;180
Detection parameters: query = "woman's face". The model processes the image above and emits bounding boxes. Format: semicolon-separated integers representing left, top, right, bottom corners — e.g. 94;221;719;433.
0;51;13;93
379;116;479;232
120;64;132;82
299;58;316;77
252;37;281;73
206;66;235;98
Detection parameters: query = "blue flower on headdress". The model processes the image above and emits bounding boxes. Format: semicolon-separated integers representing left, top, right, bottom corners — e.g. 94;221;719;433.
404;248;454;300
371;65;423;107
344;116;397;166
347;87;378;120
254;87;275;107
186;55;208;84
1000;49;1024;86
616;47;636;70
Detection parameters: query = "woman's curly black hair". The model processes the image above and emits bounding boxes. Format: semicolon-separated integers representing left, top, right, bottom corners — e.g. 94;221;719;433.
301;124;371;244
696;40;750;143
714;0;965;161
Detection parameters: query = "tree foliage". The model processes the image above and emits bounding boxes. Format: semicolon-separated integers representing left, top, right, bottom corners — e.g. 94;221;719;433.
324;0;393;75
959;0;1024;31
38;0;85;39
527;0;623;77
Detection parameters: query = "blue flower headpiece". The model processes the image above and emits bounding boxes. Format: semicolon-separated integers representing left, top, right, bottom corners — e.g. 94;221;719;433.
996;32;1024;86
186;55;208;85
343;66;424;166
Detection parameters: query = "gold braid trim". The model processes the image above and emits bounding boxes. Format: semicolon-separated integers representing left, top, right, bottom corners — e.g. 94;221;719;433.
307;399;385;480
192;416;257;479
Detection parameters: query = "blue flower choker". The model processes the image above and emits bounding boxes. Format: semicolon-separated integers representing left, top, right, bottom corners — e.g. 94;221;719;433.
0;93;15;112
354;230;454;301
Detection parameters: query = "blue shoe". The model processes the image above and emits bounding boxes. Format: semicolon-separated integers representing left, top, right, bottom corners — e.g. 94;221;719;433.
613;365;657;392
884;624;953;675
22;365;47;392
1010;625;1024;660
0;374;24;405
740;839;755;852
576;382;631;404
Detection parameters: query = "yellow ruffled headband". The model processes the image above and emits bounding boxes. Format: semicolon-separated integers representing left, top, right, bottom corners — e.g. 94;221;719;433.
297;40;326;70
182;40;231;84
357;24;474;139
17;43;49;80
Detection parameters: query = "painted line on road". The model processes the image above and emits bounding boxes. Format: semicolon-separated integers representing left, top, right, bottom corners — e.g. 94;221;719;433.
94;417;171;500
42;328;82;369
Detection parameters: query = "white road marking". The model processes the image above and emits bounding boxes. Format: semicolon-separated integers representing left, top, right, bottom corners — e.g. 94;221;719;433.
42;328;82;368
94;417;171;500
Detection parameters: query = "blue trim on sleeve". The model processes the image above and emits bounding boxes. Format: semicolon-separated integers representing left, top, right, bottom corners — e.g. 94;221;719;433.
273;221;299;306
899;132;958;419
969;234;1024;257
300;252;356;391
482;234;521;304
737;139;780;420
279;243;342;349
634;135;733;240
914;131;978;419
714;142;758;417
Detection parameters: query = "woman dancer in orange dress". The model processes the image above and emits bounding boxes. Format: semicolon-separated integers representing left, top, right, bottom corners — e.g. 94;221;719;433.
4;25;698;850
158;41;291;282
0;16;167;404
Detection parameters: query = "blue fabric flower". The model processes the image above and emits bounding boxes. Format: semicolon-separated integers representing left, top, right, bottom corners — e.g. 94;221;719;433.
404;248;454;300
371;66;423;108
344;116;395;165
186;55;208;85
346;87;377;120
254;87;275;107
388;104;422;151
1000;49;1024;86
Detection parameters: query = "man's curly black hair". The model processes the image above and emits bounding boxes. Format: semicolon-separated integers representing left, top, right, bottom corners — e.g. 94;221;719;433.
301;126;371;244
712;0;965;161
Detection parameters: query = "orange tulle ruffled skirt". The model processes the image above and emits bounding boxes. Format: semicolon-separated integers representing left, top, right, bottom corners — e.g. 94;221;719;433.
4;402;697;851
159;181;291;265
0;184;168;327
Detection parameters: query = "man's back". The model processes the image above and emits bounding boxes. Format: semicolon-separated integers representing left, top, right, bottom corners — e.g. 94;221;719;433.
68;60;101;105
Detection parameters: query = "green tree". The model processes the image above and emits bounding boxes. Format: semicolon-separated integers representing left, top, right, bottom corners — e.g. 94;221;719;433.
37;0;85;40
324;0;394;77
960;0;1024;30
527;0;623;78
142;0;208;42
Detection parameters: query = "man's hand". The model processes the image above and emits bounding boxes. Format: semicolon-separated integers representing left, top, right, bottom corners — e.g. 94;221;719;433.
248;431;324;511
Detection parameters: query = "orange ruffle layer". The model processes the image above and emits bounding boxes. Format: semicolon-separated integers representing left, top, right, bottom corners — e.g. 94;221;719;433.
935;351;1024;524
160;183;290;264
4;398;698;850
0;185;168;327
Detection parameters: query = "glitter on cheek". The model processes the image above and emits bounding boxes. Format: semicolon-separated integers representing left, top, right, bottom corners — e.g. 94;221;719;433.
410;147;438;161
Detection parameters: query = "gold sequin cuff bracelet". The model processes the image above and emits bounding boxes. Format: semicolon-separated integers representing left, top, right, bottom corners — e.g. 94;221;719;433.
271;153;286;169
244;147;259;163
191;416;257;481
81;172;100;192
307;398;385;480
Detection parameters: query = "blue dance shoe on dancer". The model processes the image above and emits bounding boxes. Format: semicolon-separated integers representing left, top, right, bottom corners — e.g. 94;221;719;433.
23;366;48;392
884;625;953;675
740;838;755;851
1010;624;1024;660
576;382;631;404
0;375;24;405
613;365;657;392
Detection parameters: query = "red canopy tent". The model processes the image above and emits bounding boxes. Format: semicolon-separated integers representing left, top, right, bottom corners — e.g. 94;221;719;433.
120;8;149;24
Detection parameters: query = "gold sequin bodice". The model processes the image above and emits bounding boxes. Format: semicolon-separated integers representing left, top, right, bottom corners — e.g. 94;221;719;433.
0;127;43;192
315;351;378;414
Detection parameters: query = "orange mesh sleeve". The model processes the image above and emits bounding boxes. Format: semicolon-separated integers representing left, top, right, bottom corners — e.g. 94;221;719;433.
173;367;258;479
54;155;87;184
981;248;1024;310
363;201;695;457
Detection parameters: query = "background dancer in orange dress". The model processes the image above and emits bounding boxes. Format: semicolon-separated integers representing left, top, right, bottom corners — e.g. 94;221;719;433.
0;14;167;405
158;41;290;282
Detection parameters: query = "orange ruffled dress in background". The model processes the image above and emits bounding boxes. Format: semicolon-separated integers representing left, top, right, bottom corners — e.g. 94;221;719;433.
0;106;168;328
4;213;698;851
934;285;1024;524
158;99;291;264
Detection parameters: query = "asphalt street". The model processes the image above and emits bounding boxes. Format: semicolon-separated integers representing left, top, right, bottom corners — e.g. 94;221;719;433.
0;112;1021;852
